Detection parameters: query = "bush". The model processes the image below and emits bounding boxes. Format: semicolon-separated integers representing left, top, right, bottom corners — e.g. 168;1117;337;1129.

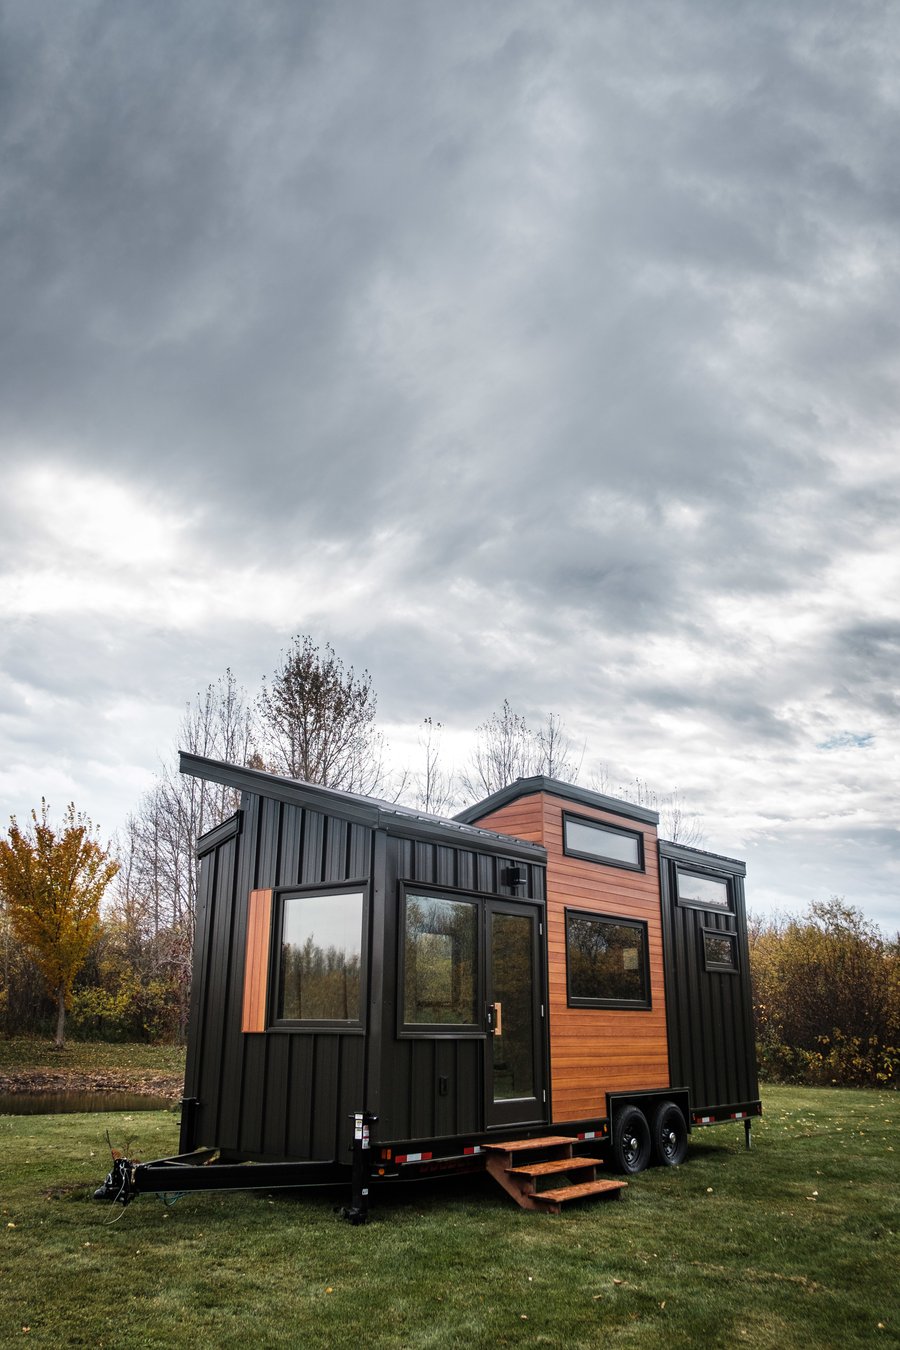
750;900;900;1088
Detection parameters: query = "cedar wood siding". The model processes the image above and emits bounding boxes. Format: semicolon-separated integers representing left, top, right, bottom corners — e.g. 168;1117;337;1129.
472;791;669;1122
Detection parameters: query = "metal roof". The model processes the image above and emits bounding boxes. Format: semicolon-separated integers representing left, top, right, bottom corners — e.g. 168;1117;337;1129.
181;752;546;860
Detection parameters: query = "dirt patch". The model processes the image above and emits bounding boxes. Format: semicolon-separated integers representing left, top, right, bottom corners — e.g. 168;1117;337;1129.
0;1069;184;1102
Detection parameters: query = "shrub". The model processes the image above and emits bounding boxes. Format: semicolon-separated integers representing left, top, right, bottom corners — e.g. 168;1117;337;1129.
749;900;900;1088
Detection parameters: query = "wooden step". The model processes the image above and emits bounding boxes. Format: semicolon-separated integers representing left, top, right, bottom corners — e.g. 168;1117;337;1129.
532;1178;628;1212
507;1155;604;1179
482;1136;577;1154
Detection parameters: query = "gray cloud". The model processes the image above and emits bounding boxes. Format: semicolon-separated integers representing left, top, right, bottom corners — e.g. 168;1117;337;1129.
1;0;899;926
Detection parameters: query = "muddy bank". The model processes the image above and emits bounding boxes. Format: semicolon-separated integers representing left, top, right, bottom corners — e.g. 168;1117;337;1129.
0;1069;184;1102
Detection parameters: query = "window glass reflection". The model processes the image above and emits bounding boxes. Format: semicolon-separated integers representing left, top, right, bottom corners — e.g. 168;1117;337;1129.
278;891;363;1021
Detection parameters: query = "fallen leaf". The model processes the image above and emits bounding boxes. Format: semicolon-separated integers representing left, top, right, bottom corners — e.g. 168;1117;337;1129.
613;1278;623;1286
660;1302;666;1309
325;1287;333;1294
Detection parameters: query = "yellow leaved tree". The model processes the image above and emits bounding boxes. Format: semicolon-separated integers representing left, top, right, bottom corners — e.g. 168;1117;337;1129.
0;801;119;1047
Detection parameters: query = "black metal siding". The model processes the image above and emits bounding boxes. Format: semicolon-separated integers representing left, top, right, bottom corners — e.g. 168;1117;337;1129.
659;849;759;1111
184;793;374;1162
373;834;546;1144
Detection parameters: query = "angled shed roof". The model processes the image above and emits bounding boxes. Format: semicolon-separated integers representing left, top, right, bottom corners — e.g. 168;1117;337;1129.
180;752;546;861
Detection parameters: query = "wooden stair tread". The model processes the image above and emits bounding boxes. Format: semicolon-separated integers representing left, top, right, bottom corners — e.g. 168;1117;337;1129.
533;1179;628;1205
482;1136;577;1153
507;1156;604;1178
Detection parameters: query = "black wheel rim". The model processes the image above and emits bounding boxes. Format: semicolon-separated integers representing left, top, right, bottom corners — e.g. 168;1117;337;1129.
659;1125;678;1161
622;1131;641;1168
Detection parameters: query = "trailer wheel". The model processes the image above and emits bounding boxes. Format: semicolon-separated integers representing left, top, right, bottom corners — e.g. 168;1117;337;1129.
650;1100;688;1167
611;1105;651;1174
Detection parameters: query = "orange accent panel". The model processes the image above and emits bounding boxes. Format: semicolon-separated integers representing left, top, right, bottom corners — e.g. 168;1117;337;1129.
242;889;273;1033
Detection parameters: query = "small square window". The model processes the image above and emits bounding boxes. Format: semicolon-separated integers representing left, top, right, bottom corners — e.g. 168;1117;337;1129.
563;813;644;871
565;910;651;1009
702;928;738;973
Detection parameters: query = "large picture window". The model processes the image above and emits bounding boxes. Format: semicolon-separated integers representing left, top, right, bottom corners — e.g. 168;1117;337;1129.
403;893;478;1028
277;890;364;1023
563;813;644;872
566;910;651;1009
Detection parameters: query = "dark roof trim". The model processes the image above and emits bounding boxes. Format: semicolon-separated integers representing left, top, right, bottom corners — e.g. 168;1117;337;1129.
179;753;546;862
196;810;242;858
658;838;747;877
454;775;660;827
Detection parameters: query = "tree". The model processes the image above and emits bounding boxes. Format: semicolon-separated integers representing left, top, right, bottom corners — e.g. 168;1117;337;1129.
257;636;386;793
0;802;118;1047
602;774;704;847
112;669;257;1039
748;899;900;1087
461;701;582;800
412;718;458;815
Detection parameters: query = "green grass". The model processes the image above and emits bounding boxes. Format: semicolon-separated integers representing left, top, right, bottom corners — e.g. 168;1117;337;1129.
0;1039;186;1076
1;1084;898;1348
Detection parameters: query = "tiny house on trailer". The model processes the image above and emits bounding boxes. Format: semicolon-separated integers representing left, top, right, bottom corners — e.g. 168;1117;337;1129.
98;755;760;1217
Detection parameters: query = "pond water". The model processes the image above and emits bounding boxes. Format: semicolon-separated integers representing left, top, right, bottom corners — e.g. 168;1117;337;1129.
0;1091;174;1115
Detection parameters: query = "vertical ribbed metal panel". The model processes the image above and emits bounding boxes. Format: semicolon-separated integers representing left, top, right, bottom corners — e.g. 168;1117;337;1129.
182;783;547;1161
186;791;373;1162
659;851;759;1111
375;831;542;1145
181;839;218;1151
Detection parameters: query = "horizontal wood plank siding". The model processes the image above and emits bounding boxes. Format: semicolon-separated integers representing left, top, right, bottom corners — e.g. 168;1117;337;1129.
472;791;669;1123
241;889;273;1033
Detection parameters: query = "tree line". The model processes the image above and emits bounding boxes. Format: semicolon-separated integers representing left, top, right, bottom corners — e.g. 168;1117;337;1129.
2;633;895;1088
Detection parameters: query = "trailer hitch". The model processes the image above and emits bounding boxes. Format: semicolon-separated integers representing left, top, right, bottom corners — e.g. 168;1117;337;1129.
94;1156;137;1206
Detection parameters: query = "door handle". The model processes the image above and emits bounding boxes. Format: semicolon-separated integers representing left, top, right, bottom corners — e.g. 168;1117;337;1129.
491;1001;503;1036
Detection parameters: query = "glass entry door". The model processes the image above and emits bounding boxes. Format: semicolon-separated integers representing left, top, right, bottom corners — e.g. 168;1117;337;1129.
484;902;546;1128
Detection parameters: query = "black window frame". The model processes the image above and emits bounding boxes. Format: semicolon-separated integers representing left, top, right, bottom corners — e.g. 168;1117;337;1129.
564;908;652;1010
701;926;739;974
562;811;645;873
675;867;733;914
398;886;484;1039
269;880;368;1034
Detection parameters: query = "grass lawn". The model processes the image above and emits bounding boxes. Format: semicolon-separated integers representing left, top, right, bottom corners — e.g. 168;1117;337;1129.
0;1082;897;1348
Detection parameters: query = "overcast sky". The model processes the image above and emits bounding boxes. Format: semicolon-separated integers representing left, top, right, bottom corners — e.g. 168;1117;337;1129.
1;1;898;930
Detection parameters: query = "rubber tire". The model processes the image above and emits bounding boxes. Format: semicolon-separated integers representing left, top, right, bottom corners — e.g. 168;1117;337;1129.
650;1100;689;1167
611;1105;652;1174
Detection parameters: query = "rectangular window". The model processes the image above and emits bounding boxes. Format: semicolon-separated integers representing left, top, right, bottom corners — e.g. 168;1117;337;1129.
565;910;651;1009
563;813;644;871
277;890;364;1023
403;893;478;1027
702;928;738;973
676;869;732;911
